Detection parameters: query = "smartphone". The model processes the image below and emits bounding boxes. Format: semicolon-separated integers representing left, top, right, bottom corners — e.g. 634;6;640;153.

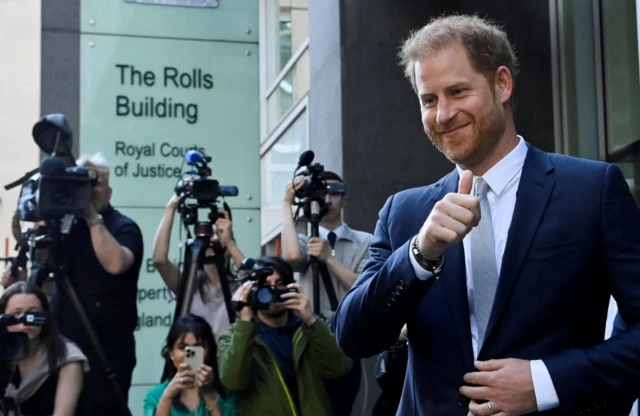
184;346;205;386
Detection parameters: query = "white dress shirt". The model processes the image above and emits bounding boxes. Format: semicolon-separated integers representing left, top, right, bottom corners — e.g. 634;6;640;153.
410;137;560;411
319;224;347;241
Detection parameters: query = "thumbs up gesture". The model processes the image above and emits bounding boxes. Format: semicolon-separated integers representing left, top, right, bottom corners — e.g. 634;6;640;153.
417;170;481;259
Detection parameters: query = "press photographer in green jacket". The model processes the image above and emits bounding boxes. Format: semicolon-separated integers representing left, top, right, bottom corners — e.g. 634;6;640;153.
218;256;351;416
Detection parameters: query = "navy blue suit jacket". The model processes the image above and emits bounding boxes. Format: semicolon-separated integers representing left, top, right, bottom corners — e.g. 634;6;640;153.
334;144;640;415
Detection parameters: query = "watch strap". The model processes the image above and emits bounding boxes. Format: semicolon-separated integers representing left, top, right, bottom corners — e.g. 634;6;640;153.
87;214;104;227
410;235;444;275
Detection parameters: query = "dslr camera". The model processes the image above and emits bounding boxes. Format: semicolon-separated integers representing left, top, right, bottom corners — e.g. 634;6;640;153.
235;258;297;311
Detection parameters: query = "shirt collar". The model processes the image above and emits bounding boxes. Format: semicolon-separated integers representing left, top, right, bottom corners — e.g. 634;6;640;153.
455;136;527;196
100;203;115;218
319;223;349;241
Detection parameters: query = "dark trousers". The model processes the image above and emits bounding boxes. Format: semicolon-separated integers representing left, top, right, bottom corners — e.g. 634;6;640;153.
328;358;362;416
76;337;136;416
372;340;408;416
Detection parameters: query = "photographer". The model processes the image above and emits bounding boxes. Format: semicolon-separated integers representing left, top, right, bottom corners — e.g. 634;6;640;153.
1;282;87;416
54;153;143;415
153;191;246;340
217;256;352;415
282;172;372;320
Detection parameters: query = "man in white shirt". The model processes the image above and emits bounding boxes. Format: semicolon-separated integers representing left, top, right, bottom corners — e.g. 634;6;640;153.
333;14;640;416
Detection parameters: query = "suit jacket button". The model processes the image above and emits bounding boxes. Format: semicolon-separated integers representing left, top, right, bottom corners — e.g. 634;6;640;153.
457;394;469;407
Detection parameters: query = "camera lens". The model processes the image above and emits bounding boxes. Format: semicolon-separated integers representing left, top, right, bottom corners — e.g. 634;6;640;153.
256;287;274;305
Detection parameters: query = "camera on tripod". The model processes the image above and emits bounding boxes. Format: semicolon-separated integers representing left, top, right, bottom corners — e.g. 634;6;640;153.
174;150;238;226
172;149;240;326
235;258;298;311
294;162;327;202
4;114;99;286
292;150;347;222
291;150;345;315
16;114;97;223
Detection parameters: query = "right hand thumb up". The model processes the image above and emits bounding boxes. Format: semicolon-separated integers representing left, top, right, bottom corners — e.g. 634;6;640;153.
458;170;473;195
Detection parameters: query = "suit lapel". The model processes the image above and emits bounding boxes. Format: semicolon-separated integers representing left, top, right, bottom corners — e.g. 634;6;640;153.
482;146;555;349
435;170;475;369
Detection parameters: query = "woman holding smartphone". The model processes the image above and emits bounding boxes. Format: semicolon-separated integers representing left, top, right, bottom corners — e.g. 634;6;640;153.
153;192;245;341
144;314;236;416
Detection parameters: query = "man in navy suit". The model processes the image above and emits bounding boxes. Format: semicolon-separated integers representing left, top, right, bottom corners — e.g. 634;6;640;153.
333;14;640;416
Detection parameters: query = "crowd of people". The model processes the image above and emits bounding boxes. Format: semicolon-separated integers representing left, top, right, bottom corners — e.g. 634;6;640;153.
0;148;374;415
3;13;640;416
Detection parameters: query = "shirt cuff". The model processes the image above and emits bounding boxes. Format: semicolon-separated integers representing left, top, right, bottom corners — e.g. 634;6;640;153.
408;244;436;281
530;359;560;411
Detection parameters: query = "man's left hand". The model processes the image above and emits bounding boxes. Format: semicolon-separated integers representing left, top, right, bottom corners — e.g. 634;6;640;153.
460;359;537;416
307;237;332;261
280;283;316;326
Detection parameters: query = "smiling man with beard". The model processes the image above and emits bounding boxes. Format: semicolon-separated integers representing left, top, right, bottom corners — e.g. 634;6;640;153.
333;14;640;416
218;256;352;416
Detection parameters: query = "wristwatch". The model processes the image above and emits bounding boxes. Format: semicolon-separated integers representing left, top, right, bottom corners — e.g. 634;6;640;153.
87;214;104;227
411;235;444;275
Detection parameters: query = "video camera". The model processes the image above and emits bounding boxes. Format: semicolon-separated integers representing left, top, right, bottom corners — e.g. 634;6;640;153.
294;159;327;202
0;313;48;358
12;114;97;223
234;258;297;311
3;114;99;287
293;150;346;222
174;150;238;226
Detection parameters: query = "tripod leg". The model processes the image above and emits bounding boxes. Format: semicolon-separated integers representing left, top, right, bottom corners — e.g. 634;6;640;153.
312;261;321;315
175;238;207;318
318;261;340;311
308;259;339;313
212;244;235;324
60;276;132;416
